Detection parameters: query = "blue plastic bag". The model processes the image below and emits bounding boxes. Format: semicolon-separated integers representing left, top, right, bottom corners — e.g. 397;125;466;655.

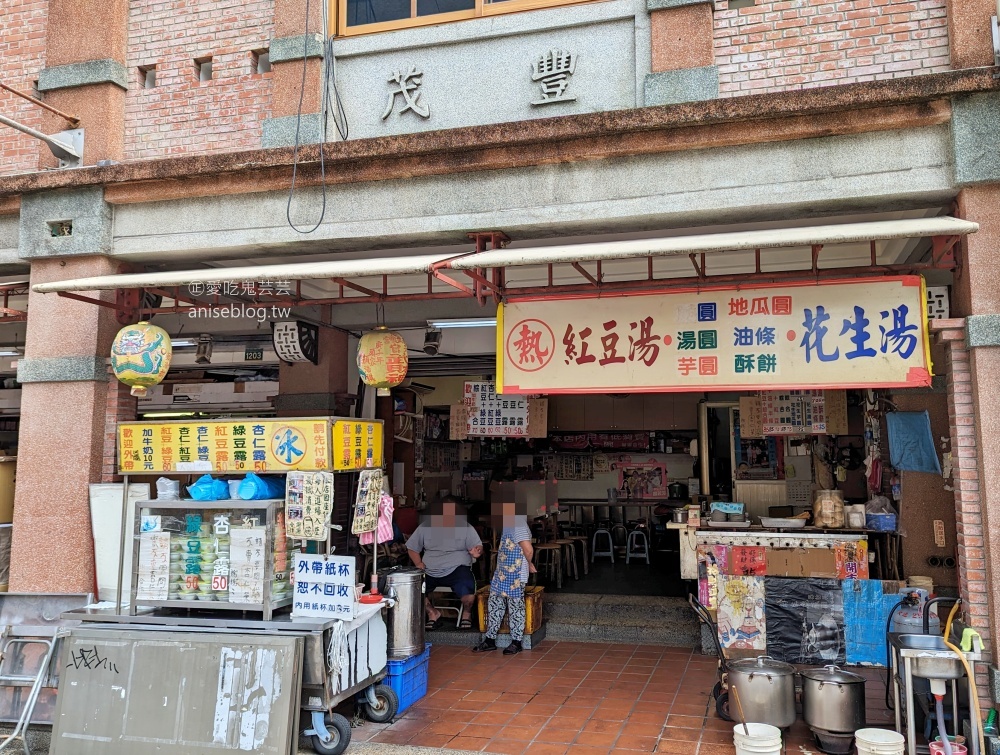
187;475;229;501
237;473;285;500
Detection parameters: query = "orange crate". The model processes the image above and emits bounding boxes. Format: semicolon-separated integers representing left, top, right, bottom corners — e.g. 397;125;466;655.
475;585;544;634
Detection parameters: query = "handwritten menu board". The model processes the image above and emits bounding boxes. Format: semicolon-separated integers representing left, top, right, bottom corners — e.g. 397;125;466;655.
351;469;383;535
739;396;764;438
292;554;357;619
758;390;848;435
286;471;335;541
229;527;266;605
464;381;529;436
761;390;825;434
450;398;548;440
136;532;171;600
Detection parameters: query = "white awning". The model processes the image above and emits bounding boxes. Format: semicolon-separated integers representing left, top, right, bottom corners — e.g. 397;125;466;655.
32;217;978;294
449;217;978;269
31;253;456;293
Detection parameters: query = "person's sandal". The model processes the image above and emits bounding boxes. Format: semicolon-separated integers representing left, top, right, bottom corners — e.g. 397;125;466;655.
503;640;523;655
459;618;473;630
472;638;498;652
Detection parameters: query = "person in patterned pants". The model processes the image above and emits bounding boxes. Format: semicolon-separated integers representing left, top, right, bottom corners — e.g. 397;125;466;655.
473;501;535;655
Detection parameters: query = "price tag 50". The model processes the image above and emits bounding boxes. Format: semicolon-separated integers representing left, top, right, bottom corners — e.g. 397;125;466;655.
212;575;229;591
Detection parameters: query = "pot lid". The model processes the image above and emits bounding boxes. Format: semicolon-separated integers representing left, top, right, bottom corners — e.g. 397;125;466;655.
800;665;866;684
728;656;796;676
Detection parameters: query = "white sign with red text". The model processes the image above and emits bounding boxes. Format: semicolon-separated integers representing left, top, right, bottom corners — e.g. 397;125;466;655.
497;277;931;394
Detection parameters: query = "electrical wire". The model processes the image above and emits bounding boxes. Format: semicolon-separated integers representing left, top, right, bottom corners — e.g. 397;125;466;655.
324;36;349;142
285;0;350;234
286;0;327;234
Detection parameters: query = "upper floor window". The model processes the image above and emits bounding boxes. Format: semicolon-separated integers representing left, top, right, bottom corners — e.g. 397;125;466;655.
336;0;596;36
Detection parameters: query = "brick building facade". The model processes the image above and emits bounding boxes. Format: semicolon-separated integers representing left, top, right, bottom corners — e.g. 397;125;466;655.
0;0;986;174
123;0;275;159
0;0;47;173
714;0;951;94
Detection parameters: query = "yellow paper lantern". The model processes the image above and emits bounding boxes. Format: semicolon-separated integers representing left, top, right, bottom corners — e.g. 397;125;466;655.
110;322;172;397
357;327;408;397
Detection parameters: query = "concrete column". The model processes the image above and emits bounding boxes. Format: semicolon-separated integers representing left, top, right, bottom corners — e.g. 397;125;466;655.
274;322;351;417
950;182;1000;706
10;256;121;593
35;0;128;166
262;0;326;147
102;364;137;483
644;0;719;106
275;323;354;552
946;0;999;69
932;321;992;707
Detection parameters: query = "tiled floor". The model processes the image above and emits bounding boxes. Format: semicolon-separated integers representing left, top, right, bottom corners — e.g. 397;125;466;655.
350;642;895;754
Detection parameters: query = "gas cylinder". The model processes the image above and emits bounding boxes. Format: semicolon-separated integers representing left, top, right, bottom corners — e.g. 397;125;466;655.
891;589;940;634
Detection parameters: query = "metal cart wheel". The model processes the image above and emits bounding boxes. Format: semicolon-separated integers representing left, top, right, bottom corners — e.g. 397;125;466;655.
310;712;352;755
715;691;733;722
361;684;399;724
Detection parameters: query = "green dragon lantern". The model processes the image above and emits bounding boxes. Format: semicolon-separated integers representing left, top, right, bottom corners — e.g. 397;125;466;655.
110;322;172;397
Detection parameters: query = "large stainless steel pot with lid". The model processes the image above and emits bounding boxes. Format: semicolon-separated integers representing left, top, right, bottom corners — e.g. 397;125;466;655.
800;665;866;734
727;656;797;728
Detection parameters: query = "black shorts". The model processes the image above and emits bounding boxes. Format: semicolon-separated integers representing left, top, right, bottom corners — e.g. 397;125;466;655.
424;565;476;597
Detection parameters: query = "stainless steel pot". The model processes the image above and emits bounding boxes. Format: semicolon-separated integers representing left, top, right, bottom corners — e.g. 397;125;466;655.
671;508;687;523
383;568;425;659
800;665;866;734
728;656;797;728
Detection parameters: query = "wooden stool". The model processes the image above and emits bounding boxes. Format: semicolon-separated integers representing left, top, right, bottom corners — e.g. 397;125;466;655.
553;539;578;581
566;535;590;575
533;543;562;589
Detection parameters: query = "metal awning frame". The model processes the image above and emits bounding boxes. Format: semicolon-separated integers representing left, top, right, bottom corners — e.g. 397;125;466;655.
0;282;30;323
34;218;974;323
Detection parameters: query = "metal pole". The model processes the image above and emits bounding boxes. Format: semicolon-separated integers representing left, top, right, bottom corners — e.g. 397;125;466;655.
0;114;80;160
698;402;709;498
115;474;129;615
0;82;80;126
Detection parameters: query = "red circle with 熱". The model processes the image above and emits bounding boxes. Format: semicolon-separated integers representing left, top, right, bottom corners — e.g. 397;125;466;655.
506;319;555;372
786;330;797;341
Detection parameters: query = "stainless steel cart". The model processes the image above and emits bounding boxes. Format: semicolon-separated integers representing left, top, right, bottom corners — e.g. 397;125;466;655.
56;601;398;755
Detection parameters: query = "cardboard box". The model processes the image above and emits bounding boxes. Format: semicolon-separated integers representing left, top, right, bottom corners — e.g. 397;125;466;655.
766;547;839;578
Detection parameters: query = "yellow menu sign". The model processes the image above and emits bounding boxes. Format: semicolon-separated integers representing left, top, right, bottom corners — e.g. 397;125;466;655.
332;420;384;471
118;419;333;474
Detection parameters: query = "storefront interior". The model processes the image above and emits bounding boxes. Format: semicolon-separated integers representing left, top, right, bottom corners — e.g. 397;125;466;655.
12;206;984;755
71;210;964;611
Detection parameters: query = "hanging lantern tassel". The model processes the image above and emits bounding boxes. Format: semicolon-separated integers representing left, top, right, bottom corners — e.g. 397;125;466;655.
357;327;408;397
110;322;173;398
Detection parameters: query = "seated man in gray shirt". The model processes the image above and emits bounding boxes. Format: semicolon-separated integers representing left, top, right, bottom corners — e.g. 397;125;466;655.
406;495;483;630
